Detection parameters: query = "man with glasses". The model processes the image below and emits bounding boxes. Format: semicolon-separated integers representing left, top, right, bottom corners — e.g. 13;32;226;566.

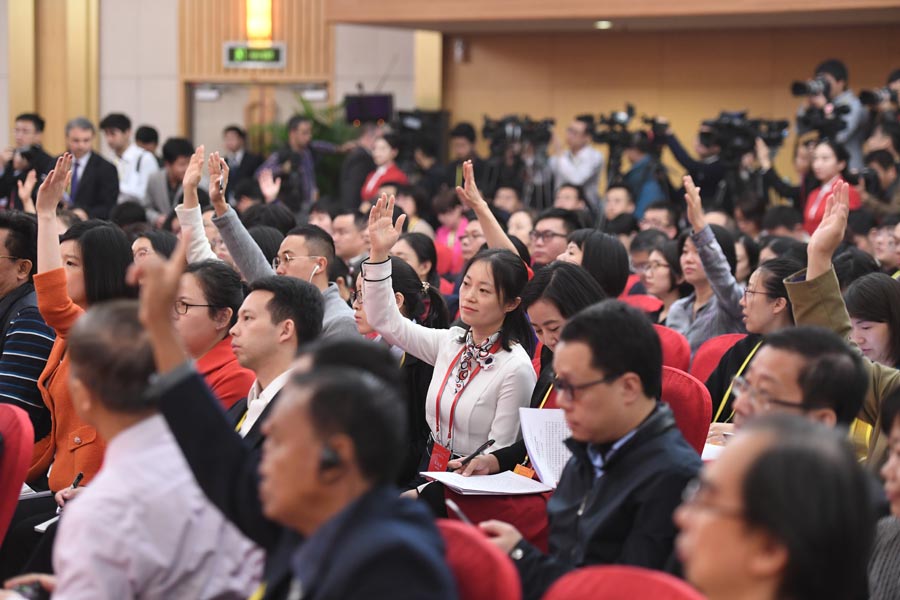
481;300;700;600
529;207;584;268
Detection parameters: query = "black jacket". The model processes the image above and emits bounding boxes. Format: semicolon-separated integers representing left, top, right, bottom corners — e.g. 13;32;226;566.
398;352;435;487
705;333;763;423
338;147;375;211
511;403;700;600
71;153;119;219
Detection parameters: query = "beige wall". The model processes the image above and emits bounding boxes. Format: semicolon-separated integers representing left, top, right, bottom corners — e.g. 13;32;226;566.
0;0;8;149
333;24;416;110
99;0;179;152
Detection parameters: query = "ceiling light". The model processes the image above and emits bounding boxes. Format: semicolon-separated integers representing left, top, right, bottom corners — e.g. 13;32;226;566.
594;20;613;30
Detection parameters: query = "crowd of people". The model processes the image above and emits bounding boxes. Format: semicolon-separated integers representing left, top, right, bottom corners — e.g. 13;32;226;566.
0;55;898;600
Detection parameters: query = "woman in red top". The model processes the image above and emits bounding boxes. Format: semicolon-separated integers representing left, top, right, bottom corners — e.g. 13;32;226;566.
176;261;255;409
360;133;409;203
803;139;861;235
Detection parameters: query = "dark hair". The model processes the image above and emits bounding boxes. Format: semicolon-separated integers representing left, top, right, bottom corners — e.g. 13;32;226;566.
763;326;869;425
0;211;37;279
847;209;877;237
655;240;692;297
379;133;401;153
603;213;640;236
241;203;296;235
741;415;875;600
136;230;177;258
737;234;760;276
677;224;737;276
535;208;584;235
735;192;767;232
287;115;312;131
413;135;438;159
398;232;440;288
432;189;461;215
68;300;156;413
109;201;148;227
815;139;851;181
135;125;158;145
459;249;535;356
55;208;83;232
300;338;404;393
99;113;131;132
606;183;634;203
762;206;803;233
291;368;405;485
185;260;246;329
521;261;606;319
249;276;323;346
630;228;668;255
759;235;808;263
508;235;532;267
643;200;677;228
815;58;849;84
387;257;449;329
162;137;194;164
557;183;586;202
327;252;351;288
880;385;900;436
248;225;284;267
395;185;430;219
566;229;629;297
334;209;368;232
60;221;137;304
865;149;896;171
844;273;900;365
223;125;246;140
309;200;337;219
233;179;264;204
833;247;880;290
561;300;662;399
285;224;336;267
15;113;45;133
450;122;476;143
625;130;652;154
755;256;805;325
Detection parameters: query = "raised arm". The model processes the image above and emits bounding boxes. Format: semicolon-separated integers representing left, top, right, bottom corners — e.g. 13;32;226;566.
36;154;72;274
176;146;219;264
456;160;518;257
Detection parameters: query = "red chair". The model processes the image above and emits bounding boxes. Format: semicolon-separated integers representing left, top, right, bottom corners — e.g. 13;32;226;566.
543;565;705;599
654;325;691;372
661;366;712;455
690;333;747;384
437;519;522;600
619;294;664;315
0;405;34;542
444;489;551;553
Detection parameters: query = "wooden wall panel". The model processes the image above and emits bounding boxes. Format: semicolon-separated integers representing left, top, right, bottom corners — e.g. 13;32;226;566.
179;0;331;84
442;25;900;179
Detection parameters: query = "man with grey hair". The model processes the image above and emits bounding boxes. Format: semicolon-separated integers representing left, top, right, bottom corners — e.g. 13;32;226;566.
64;117;118;218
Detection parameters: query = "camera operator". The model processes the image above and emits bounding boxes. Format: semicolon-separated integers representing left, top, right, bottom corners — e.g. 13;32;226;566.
860;149;900;217
548;115;604;213
443;122;487;190
756;135;819;208
622;131;667;218
657;117;725;210
795;59;866;169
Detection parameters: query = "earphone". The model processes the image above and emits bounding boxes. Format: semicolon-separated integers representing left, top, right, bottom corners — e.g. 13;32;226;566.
319;445;341;470
308;264;320;282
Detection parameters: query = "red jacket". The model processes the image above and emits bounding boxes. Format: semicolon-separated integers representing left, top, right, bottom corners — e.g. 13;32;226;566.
196;335;256;410
360;164;409;202
804;181;861;235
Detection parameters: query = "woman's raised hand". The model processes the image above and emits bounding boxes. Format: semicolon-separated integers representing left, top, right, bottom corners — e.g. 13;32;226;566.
367;193;406;262
683;175;707;233
455;160;488;212
35;154;72;216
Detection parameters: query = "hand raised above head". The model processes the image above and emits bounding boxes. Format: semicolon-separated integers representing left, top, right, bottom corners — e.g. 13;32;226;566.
808;179;850;262
683;175;706;233
183;145;205;191
455;160;487;212
367;193;405;262
35;154;72;215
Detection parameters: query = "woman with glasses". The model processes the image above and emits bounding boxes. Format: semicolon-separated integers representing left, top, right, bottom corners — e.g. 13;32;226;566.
174;260;254;410
350;256;449;486
131;229;177;264
666;175;746;353
556;229;630;297
640;240;691;324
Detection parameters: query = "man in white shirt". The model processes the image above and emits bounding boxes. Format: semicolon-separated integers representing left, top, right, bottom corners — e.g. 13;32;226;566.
2;300;262;599
549;116;604;211
226;275;324;449
99;113;160;205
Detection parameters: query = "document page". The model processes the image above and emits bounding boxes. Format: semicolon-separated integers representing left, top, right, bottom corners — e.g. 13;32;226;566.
519;408;572;488
421;471;553;495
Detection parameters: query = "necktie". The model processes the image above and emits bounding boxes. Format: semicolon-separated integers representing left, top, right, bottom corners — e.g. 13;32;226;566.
70;161;81;201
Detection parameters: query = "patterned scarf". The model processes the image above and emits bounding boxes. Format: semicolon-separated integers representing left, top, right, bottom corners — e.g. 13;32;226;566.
454;330;500;394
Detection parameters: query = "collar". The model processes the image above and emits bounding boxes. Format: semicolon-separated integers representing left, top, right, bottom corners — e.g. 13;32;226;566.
248;368;293;404
586;428;640;479
73;152;92;167
104;414;167;468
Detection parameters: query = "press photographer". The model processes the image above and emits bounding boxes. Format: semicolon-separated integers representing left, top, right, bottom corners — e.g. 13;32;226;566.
481;114;555;209
548;115;604;211
657;116;725;210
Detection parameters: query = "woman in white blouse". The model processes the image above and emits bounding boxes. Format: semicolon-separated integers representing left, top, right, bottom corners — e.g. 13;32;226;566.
363;194;537;482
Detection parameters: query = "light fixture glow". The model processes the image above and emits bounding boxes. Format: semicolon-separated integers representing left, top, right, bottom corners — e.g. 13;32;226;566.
246;0;273;42
594;20;613;30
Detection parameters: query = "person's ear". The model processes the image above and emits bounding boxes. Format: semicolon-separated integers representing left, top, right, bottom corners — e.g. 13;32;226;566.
770;297;788;316
394;291;405;312
418;260;433;281
504;296;522;314
213;307;233;332
807;407;837;428
16;259;32;282
747;531;789;581
618;372;644;406
278;318;296;344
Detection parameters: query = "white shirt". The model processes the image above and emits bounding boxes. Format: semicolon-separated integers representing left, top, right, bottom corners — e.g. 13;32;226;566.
53;415;262;599
362;259;536;455
549;145;605;206
239;369;293;436
113;143;160;203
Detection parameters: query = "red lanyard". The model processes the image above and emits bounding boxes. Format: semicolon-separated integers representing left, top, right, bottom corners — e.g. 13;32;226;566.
434;339;501;442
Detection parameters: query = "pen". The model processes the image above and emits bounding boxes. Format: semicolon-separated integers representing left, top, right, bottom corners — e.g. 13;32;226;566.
451;439;496;472
56;472;84;515
445;499;473;525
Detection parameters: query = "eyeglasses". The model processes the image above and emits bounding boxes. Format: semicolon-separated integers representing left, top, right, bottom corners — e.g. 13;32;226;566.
133;248;155;260
530;230;568;243
173;300;216;315
0;256;22;261
271;254;322;269
640;218;669;230
742;289;775;301
553;373;621;396
644;261;669;273
459;233;485;243
680;478;744;520
731;375;805;413
349;290;363;306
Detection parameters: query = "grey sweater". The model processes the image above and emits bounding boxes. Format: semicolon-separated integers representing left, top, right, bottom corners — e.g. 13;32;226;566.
870;516;900;600
212;207;357;339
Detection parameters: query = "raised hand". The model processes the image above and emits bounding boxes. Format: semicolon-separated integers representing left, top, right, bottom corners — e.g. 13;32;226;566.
258;169;281;203
183;145;204;191
367;193;406;262
808;179;850;265
128;231;189;328
17;169;38;212
36;154;72;216
207;151;229;207
683;175;706;233
755;137;772;171
455;160;488;212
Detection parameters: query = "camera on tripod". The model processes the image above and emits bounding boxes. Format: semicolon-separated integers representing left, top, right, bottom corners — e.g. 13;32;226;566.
860;87;899;108
700;111;789;164
791;77;831;98
481;115;555;158
796;104;849;140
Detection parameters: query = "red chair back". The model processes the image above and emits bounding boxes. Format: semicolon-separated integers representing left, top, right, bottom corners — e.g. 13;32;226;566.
653;325;691;372
661;366;712;454
444;489;551;553
0;405;34;542
543;565;705;600
619;294;664;315
437;519;522;600
690;333;747;384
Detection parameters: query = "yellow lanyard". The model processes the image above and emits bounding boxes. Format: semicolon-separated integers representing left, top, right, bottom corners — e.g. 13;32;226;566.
399;352;406;368
538;383;554;409
714;340;763;423
234;410;248;433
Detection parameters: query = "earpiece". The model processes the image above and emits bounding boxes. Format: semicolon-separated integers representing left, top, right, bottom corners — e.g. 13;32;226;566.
308;264;320;282
319;445;341;470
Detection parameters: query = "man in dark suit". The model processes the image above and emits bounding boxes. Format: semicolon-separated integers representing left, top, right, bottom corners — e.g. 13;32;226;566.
337;122;378;211
136;247;455;600
0;113;55;210
64;117;119;219
222;125;264;202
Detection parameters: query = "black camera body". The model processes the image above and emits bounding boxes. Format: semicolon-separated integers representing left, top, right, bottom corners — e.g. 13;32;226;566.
700;111;789;164
481;115;555;157
791;77;831;98
860;87;899;107
796;104;850;139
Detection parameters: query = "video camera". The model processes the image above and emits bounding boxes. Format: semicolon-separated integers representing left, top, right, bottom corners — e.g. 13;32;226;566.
481;115;555;157
796;104;850;140
860;87;899;108
591;104;635;147
700;111;789;164
791;77;831;98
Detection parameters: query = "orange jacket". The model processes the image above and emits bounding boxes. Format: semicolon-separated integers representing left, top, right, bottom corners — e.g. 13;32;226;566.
28;268;105;491
196;335;255;410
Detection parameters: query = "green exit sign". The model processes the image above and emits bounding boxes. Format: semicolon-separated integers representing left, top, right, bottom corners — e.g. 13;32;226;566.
224;42;286;69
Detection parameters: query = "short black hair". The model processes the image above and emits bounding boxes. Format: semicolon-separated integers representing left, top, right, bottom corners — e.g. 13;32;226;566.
136;230;178;258
603;213;640;236
762;206;803;233
815;58;849;84
413;136;438;159
833;246;879;290
135;126;158;145
60;221;137;304
561;300;662;399
241;203;296;235
109;201;148;227
0;211;37;279
741;415;876;600
285;224;336;268
844;273;900;365
630;228;668;255
287;115;312;131
309;200;337;219
535;208;584;235
865;149;897;171
99;113;131;133
291;367;406;485
763;326;869;425
449;122;476;143
223;125;246;139
162;137;194;164
68;300;156;413
233;179;264;204
606;183;633;203
334;209;368;232
15;113;45;133
521;261;606;319
756;256;805;325
759;235;808;263
557;183;586;202
248;225;284;267
249;276;323;346
186;260;246;329
847;209;877;237
567;229;630;297
643;200;678;227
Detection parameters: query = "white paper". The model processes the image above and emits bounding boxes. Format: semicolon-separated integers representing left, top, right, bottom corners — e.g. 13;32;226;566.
19;483;52;500
519;408;572;488
701;443;726;461
421;470;553;495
